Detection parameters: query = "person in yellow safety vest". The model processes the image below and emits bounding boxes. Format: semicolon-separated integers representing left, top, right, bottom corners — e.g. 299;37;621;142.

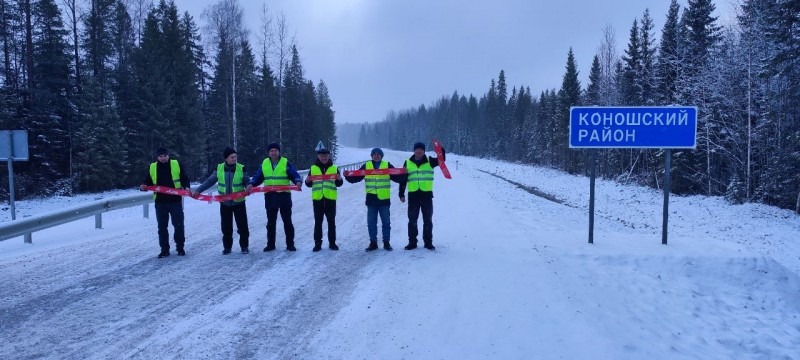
190;147;251;255
344;147;405;252
140;147;191;258
303;147;343;252
245;142;303;252
399;142;445;250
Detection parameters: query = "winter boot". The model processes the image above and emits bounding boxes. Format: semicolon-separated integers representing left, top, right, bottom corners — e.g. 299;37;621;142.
222;248;232;255
286;241;297;251
329;241;339;251
241;248;249;254
157;250;170;258
365;241;379;252
404;241;418;250
264;241;276;252
383;240;393;251
176;247;186;256
313;241;322;252
423;240;435;251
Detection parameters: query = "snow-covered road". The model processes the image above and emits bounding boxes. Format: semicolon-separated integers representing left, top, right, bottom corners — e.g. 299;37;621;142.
2;147;799;359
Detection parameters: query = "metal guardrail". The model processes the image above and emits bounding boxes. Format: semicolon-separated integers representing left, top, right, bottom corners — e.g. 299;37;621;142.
0;161;367;244
0;193;153;243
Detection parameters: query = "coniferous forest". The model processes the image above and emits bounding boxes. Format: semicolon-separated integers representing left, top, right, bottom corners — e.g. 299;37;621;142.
356;0;800;213
2;0;798;214
0;0;336;198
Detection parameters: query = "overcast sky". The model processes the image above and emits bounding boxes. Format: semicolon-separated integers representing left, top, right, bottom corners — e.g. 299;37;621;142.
172;0;735;124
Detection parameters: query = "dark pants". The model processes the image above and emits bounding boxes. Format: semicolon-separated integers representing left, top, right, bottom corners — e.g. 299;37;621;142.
267;205;294;247
408;196;433;244
221;202;249;250
313;199;336;243
367;205;391;241
155;201;185;251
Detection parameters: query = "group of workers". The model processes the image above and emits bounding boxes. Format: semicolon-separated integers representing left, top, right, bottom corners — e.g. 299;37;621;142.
141;142;444;258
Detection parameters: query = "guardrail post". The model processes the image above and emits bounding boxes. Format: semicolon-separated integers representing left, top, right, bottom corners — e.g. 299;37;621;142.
24;233;31;243
95;214;102;229
143;204;149;218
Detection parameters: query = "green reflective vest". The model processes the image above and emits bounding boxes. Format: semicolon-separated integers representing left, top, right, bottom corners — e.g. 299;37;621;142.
261;157;291;192
405;159;434;192
365;161;390;200
310;164;338;201
217;162;246;203
150;160;182;199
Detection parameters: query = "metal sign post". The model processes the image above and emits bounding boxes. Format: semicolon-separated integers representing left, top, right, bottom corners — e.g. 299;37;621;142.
663;149;671;245
588;149;596;244
1;130;29;221
5;136;13;220
569;107;697;245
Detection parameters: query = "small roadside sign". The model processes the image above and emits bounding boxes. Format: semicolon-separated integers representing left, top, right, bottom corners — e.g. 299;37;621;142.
0;130;28;161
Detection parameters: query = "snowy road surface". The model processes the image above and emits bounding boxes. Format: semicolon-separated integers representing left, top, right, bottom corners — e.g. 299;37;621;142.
1;147;799;359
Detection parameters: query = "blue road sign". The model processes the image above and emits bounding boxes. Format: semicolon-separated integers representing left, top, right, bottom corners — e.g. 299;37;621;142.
569;106;697;149
0;130;28;161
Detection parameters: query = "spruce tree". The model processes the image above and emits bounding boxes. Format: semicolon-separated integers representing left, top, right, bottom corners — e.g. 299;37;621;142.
620;19;641;105
27;0;72;192
585;55;602;106
558;48;581;173
639;9;657;105
657;0;681;105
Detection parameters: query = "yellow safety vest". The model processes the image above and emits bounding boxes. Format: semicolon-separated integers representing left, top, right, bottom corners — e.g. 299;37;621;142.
310;164;338;201
405;159;433;192
365;161;390;200
261;157;291;192
217;163;245;203
149;160;182;199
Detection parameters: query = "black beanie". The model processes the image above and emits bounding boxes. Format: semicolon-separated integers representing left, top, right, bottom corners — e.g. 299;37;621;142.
156;147;169;156
267;143;281;152
413;142;426;151
223;147;237;159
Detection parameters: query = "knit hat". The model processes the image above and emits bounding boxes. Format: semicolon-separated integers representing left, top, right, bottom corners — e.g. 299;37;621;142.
413;142;426;151
156;147;169;156
316;147;330;154
223;147;237;159
370;148;384;157
267;143;281;152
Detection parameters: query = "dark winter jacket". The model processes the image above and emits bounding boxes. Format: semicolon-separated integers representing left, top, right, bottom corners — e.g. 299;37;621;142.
398;151;443;200
345;160;405;206
249;158;302;209
194;163;249;207
143;159;191;204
